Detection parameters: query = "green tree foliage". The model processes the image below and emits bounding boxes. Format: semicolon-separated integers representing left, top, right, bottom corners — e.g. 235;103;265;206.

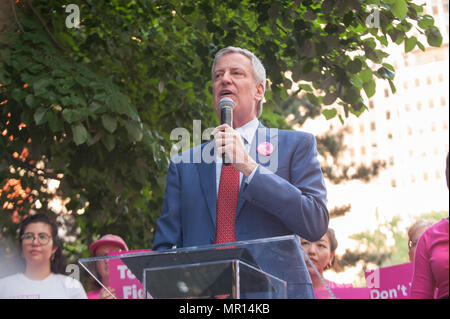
0;0;442;263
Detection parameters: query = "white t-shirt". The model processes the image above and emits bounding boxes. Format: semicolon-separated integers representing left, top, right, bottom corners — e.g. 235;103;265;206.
0;273;87;299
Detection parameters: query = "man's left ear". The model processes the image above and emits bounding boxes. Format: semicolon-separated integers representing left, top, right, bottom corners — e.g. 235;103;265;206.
255;82;265;100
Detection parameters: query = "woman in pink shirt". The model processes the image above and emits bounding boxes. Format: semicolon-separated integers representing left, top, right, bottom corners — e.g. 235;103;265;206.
86;234;129;299
411;153;449;299
301;228;352;299
408;219;435;262
410;218;449;299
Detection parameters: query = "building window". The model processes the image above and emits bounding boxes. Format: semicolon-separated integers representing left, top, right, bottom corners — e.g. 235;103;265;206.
435;171;441;179
415;78;420;87
388;133;393;139
370;122;376;131
386;111;391;120
369;100;374;109
403;81;408;89
432;5;438;15
350;148;355;157
426;76;432;85
438;74;444;82
408;126;412;135
389;157;394;165
441;96;446;106
391;179;397;187
417;101;422;110
360;124;364;133
444;121;448;130
411;175;416;183
417;53;424;64
405;104;410;112
424;172;429;181
384;88;389;98
432;122;437;131
429;100;434;108
361;146;366;155
409;149;414;157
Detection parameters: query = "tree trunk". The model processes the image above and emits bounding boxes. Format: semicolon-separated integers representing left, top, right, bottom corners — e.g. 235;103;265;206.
0;0;13;33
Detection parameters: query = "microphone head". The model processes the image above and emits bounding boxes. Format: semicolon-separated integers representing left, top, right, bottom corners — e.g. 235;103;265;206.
218;97;235;110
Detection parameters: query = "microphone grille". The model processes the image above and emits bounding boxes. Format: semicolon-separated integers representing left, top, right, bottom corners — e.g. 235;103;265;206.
218;97;235;110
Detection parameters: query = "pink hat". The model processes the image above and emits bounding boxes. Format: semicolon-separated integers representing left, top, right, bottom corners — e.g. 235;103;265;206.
89;234;129;255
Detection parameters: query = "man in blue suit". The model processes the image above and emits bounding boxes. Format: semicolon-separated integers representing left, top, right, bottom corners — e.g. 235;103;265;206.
152;47;329;298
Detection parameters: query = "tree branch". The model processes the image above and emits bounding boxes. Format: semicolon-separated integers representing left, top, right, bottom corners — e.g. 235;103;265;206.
10;0;24;33
24;0;74;61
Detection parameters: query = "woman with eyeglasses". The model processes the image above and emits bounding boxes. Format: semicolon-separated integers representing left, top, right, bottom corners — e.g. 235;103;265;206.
407;219;435;263
411;152;449;299
0;213;87;299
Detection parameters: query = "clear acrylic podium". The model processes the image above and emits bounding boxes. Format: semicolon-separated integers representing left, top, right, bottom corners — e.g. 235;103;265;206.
79;235;322;299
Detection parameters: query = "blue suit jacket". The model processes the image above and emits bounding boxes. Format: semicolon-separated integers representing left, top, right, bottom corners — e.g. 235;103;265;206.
152;124;329;298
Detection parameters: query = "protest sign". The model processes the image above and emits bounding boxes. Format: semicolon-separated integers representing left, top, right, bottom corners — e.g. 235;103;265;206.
315;287;370;299
108;249;152;299
365;262;414;299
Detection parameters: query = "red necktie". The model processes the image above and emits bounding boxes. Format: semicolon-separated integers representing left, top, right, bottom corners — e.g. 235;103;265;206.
215;163;240;244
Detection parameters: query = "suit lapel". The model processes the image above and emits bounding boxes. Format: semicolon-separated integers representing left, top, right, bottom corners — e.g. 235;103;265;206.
235;123;278;219
196;141;217;226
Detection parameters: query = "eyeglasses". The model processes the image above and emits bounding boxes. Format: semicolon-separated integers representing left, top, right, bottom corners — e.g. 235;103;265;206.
21;232;52;245
408;240;418;249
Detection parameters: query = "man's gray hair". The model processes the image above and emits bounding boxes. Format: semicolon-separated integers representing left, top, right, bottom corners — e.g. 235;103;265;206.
212;46;266;117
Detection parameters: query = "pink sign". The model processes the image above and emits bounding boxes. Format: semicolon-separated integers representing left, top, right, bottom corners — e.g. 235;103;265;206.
364;262;414;299
315;287;370;299
108;249;152;299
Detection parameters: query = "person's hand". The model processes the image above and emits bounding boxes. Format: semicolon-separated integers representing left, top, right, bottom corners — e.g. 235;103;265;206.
99;287;116;299
213;124;257;176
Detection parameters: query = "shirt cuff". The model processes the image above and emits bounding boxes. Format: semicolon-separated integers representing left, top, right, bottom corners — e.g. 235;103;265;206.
245;164;259;184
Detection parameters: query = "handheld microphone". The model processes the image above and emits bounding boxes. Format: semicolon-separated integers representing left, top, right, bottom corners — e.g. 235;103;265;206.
218;97;235;165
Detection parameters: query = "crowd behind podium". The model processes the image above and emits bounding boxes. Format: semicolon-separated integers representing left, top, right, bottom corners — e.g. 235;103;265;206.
1;189;448;299
0;152;448;299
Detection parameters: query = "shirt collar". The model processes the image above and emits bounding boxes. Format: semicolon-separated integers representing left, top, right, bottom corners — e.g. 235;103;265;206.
236;117;259;145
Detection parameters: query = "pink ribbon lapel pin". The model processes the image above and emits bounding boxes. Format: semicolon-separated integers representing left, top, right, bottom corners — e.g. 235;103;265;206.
257;142;274;156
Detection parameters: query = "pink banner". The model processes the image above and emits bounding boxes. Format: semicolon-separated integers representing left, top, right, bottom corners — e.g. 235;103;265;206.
332;287;371;299
364;262;414;299
315;287;371;299
108;249;152;299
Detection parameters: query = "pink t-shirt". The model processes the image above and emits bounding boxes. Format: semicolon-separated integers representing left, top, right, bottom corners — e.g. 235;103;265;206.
87;289;101;299
411;218;449;299
314;279;353;299
324;279;353;289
